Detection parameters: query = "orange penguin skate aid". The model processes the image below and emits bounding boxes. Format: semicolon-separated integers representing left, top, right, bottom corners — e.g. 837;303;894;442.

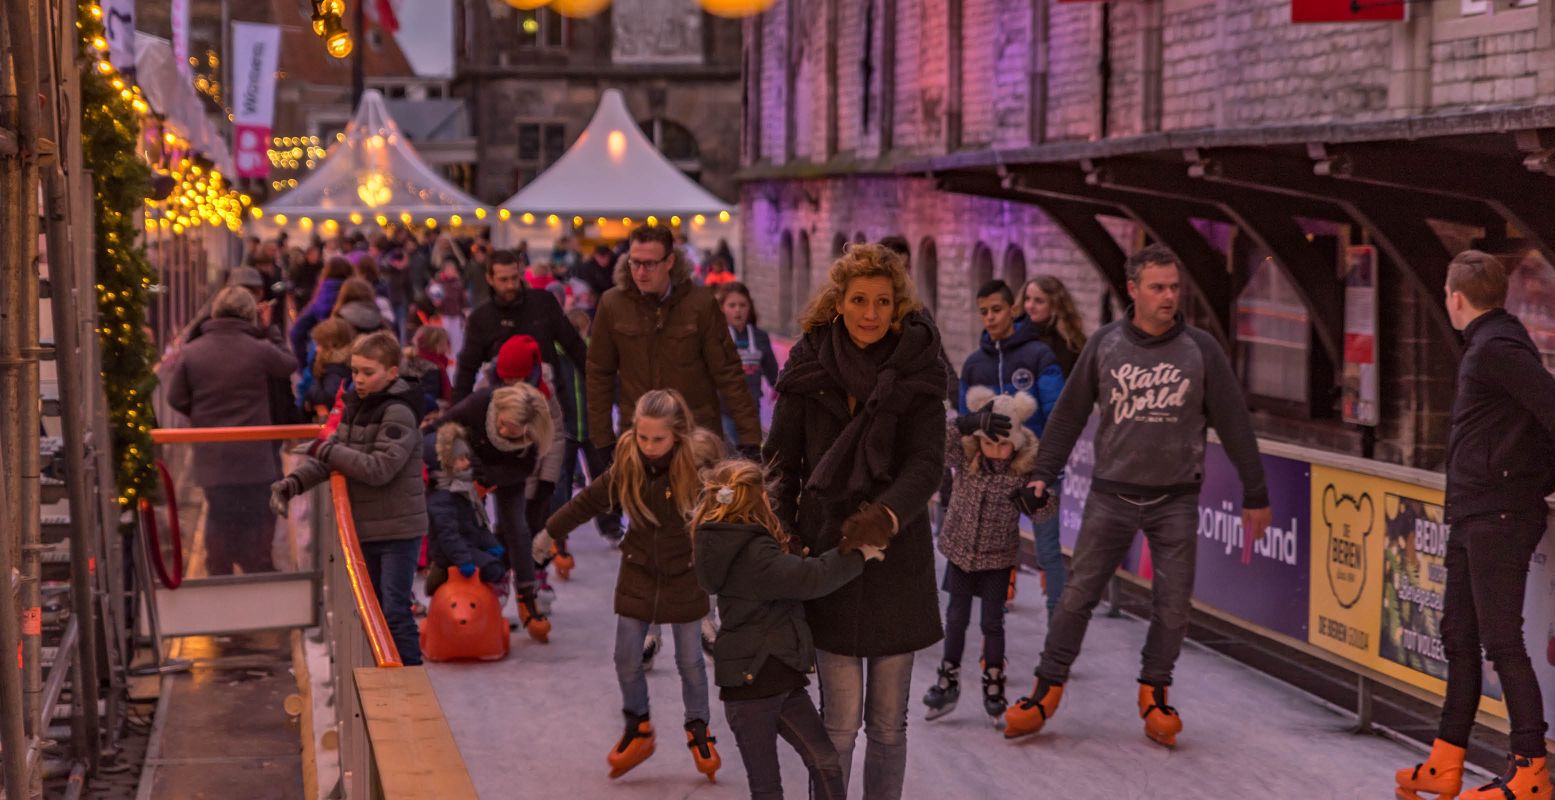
419;570;511;663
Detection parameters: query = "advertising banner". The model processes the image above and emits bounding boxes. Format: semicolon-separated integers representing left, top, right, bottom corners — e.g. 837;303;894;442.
1341;245;1379;426
230;22;282;179
1194;447;1310;639
101;0;136;75
1309;464;1503;710
171;0;190;79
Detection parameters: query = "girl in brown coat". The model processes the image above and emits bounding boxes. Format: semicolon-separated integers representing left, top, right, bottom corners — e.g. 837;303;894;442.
534;389;725;782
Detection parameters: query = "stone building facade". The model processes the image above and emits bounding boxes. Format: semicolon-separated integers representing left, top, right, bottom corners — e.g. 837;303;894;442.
454;0;744;205
739;0;1555;469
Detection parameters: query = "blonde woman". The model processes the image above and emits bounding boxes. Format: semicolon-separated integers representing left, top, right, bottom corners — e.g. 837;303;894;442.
763;243;949;800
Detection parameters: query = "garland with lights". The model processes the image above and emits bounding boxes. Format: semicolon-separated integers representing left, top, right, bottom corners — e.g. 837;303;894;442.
79;0;158;510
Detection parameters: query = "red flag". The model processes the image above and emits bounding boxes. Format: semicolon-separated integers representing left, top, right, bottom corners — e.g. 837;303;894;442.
365;0;399;34
1291;0;1405;22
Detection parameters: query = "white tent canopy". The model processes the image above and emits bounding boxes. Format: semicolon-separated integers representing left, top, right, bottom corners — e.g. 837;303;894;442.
261;89;487;222
133;33;234;176
500;89;731;218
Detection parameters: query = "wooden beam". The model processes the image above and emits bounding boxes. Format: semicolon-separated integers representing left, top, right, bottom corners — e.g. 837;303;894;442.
1086;158;1345;366
0;126;15;157
354;667;479;800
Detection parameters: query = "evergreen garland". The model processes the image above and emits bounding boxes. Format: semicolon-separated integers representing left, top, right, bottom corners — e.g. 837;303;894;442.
78;0;157;509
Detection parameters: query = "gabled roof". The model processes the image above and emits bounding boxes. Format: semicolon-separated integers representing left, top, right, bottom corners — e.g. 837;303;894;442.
262;89;486;220
500;89;731;218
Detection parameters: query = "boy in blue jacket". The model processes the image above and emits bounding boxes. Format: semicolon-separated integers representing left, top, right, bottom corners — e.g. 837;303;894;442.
958;279;1066;613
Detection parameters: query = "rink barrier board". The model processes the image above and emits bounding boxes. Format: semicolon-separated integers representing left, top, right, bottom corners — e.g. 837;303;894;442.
1028;423;1555;740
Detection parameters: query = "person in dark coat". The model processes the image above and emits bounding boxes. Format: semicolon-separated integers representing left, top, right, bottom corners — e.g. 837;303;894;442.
536;389;726;782
715;281;780;442
423;426;508;598
763;243;949;800
165;287;298;575
288;256;354;366
693;459;882;800
1394;250;1555;800
571;244;617;316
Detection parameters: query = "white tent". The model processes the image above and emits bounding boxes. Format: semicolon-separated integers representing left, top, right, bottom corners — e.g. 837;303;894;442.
133;33;234;176
259;89;488;228
500;89;732;220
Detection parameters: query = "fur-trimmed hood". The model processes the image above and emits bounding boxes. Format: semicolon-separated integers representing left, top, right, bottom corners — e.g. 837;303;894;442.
612;249;693;295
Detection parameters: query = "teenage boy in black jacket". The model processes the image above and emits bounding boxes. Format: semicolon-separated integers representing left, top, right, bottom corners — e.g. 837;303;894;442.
1396;250;1555;800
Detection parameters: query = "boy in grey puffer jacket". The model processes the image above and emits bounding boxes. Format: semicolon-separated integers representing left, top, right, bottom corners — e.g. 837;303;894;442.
925;388;1052;726
272;331;426;665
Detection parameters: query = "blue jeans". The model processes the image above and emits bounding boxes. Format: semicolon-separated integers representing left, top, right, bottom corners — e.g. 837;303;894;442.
815;650;914;800
361;536;424;666
1032;487;1067;612
614;616;710;725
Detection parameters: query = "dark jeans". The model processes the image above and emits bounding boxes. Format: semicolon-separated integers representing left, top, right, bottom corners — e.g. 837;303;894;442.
550;440;622;539
203;483;276;576
1038;492;1198;687
724;688;846;800
493;484;536;594
361;536;423;666
1439;512;1548;757
1032;478;1068;611
942;563;1008;667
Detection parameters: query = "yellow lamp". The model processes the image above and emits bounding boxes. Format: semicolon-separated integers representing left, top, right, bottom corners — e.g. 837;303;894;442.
399;211;412;224
693;214;706;225
251;207;263;219
375;214;388;226
549;0;610;17
349;211;364;225
451;214;463;226
426;218;438;229
299;217;313;230
623;217;632;226
498;209;511;221
596;217;606;227
521;212;535;225
475;207;488;220
670;216;681;226
573;216;583;227
503;0;552;8
322;0;345;15
546;214;560;226
719;210;731;223
647;215;658;226
697;0;776;16
273;213;287;225
326;29;353;59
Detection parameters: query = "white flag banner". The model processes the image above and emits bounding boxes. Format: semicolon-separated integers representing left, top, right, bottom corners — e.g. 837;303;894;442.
230;22;282;178
101;0;136;75
171;0;189;78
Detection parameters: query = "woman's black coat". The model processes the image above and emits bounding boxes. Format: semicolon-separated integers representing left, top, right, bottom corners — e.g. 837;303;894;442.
763;316;948;658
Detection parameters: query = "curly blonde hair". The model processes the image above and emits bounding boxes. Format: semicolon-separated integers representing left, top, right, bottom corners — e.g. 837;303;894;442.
489;383;554;457
798;242;922;334
689;459;788;551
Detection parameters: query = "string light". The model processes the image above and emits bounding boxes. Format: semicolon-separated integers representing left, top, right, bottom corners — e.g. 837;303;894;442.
521;212;535;225
498;209;511;221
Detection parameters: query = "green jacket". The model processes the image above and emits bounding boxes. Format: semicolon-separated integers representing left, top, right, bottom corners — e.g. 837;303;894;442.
693;522;863;690
291;379;426;542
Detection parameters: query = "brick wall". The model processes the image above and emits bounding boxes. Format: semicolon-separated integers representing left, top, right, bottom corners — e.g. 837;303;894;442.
1045;2;1103;142
1161;1;1219;130
991;0;1033;148
1431;28;1541;109
961;0;998;146
759;1;787;162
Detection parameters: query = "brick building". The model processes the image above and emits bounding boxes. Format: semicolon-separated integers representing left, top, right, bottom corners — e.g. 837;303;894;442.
739;0;1555;469
454;0;744;205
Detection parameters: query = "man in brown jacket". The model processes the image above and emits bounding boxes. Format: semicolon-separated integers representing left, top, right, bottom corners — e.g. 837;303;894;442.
587;225;762;461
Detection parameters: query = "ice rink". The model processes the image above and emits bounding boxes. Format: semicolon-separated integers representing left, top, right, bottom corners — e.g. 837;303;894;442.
426;522;1432;799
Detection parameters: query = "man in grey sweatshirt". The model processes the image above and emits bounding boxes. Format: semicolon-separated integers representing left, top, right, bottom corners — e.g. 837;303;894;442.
1003;244;1272;747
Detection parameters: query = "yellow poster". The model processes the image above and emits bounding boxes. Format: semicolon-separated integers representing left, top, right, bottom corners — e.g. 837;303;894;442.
1307;464;1507;717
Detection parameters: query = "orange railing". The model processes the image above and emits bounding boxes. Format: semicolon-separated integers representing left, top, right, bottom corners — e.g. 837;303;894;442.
148;424;402;667
327;473;402;668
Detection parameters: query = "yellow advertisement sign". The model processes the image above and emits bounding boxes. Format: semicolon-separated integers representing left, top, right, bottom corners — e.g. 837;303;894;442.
1307;464;1507;716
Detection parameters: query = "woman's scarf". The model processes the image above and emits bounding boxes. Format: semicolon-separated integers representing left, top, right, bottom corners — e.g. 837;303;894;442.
780;312;947;498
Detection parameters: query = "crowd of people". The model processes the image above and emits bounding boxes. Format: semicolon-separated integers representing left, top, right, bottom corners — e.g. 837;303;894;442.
165;221;1555;800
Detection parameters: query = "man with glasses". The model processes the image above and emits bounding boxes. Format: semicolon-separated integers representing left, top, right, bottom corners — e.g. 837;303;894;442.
586;225;762;462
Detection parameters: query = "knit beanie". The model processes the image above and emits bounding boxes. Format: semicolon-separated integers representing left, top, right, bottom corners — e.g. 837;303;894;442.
495;335;543;385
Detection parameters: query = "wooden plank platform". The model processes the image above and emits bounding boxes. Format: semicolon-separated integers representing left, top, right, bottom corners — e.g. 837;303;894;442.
354;666;478;800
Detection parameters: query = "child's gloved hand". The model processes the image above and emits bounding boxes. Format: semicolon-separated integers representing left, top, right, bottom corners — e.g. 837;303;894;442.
458;562;477;578
857;544;886;562
486;545;506;559
289;439;334;462
1009;484;1050;516
531;530;555;566
269;476;300;517
955;402;1013;439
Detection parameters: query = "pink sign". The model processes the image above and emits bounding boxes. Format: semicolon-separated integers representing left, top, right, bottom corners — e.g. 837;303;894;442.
234;124;271;178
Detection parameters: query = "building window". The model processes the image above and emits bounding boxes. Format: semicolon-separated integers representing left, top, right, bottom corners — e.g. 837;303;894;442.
917;237;939;316
1461;0;1536;14
1003;246;1027;291
779;231;796;335
795;232;813;321
1235;256;1311;404
861;0;876;133
517;9;567;48
638;118;702;182
972;243;995;290
513;122;568;188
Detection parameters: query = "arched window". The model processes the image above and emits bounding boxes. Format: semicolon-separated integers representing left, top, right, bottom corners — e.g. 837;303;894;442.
1003;245;1027;293
832;233;848;259
917;237;939;316
778;231;795;335
795;232;812;324
853;231;867;245
972;242;995;291
637;117;702;182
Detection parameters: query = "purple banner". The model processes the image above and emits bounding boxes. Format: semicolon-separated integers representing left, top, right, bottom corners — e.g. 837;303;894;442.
1055;418;1310;639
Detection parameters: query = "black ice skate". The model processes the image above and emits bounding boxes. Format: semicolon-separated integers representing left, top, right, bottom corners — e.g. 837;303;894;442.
923;661;960;721
982;661;1008;726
